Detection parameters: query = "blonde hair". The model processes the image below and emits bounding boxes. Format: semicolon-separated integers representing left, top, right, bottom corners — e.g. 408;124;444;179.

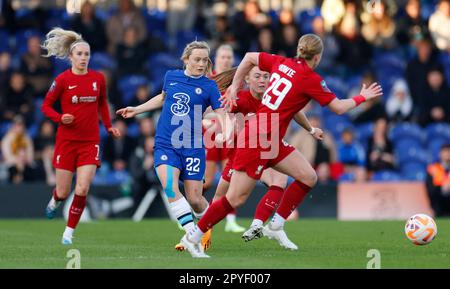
209;67;237;93
41;28;89;59
215;44;234;57
296;34;323;60
180;40;213;75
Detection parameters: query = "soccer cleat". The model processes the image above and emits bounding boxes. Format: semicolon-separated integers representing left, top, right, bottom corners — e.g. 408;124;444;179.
180;234;210;258
224;220;246;233
242;224;264;242
262;224;298;250
201;229;212;251
61;236;73;245
45;199;61;219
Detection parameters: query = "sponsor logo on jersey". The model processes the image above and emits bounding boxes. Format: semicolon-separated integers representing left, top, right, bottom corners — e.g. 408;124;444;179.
161;155;168;161
195;88;202;95
79;96;97;103
72;95;78;104
92;82;97;91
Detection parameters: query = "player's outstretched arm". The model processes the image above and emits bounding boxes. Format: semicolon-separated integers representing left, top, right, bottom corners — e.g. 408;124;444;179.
116;91;166;119
327;82;383;115
293;111;324;140
221;52;259;109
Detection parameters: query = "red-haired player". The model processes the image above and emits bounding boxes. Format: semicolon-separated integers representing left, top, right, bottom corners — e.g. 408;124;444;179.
181;34;383;258
41;28;120;245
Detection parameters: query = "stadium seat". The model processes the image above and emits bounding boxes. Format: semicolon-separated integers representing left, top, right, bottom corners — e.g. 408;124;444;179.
0;122;11;138
14;29;42;56
127;122;140;138
90;52;117;71
144;9;167;33
338;172;354;182
52;57;71;76
389;122;425;144
323;76;348;99
371;170;402;182
428;138;448;163
117;75;149;106
0;30;9;52
396;147;430;166
425;123;450;141
400;162;427;181
295;8;321;34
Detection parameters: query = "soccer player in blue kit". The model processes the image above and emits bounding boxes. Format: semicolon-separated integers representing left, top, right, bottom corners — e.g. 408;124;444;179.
117;41;225;252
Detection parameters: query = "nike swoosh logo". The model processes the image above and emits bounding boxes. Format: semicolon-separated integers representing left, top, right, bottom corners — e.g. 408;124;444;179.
169;83;177;86
188;172;196;175
69;85;77;89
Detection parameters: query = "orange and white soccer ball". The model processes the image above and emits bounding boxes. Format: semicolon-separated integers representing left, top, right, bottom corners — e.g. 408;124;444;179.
405;214;437;245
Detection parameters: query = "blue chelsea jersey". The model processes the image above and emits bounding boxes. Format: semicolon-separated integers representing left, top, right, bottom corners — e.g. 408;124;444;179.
155;70;222;149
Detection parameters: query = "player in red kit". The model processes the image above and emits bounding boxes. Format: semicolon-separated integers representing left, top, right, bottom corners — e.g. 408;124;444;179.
41;28;120;245
181;34;383;258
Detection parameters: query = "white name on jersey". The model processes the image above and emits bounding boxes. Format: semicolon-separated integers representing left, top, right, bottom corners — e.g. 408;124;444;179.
278;64;296;78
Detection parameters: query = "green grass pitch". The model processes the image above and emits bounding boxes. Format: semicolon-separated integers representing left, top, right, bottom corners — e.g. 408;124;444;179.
0;219;449;269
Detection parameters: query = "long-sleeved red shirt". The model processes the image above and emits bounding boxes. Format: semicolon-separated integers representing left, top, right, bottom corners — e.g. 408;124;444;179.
42;69;112;142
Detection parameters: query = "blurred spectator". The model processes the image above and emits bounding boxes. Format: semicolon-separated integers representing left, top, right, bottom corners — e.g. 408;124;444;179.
311;16;340;72
103;119;136;171
19;35;52;97
137;117;156;148
129;136;159;207
320;0;345;32
232;0;271;55
428;0;450;51
426;143;450;216
0;52;12;101
207;15;236;52
419;66;450;126
115;26;148;77
361;0;398;49
366;118;395;175
71;0;107;53
1;116;35;183
106;0;147;55
212;44;234;75
337;128;367;182
278;24;300;58
256;27;278;54
348;72;386;123
0;0;16;32
34;119;55;155
1;72;34;125
290;114;337;184
335;1;372;72
129;84;151;108
396;0;428;45
406;37;442;115
385;79;413;123
167;0;199;48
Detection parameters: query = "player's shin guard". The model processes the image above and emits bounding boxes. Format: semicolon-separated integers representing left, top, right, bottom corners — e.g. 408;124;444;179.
197;196;234;233
272;181;311;228
67;194;87;229
254;185;284;222
170;197;195;232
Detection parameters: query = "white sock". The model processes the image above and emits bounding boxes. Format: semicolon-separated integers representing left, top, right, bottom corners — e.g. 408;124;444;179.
188;225;205;243
63;227;74;239
226;213;236;223
169;197;195;233
270;213;286;230
192;201;209;221
48;196;62;210
251;219;263;228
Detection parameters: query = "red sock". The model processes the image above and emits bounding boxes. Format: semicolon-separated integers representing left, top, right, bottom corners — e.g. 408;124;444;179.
254;185;284;222
67;194;87;229
53;188;65;201
197;196;234;232
276;181;311;219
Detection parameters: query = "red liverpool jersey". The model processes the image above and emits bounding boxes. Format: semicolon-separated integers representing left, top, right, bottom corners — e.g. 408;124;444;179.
42;69;112;141
256;52;336;138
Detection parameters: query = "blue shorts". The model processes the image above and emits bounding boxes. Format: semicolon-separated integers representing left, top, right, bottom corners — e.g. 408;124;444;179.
154;146;206;181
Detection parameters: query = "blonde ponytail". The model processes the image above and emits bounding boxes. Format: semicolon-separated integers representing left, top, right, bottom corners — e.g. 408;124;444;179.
41;28;87;59
296;34;323;60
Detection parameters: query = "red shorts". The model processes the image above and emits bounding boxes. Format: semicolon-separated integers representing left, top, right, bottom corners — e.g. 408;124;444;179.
53;139;101;172
205;145;229;162
232;139;295;180
221;147;237;182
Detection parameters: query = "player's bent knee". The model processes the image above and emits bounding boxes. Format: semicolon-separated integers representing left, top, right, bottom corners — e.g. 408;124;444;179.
293;171;317;188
